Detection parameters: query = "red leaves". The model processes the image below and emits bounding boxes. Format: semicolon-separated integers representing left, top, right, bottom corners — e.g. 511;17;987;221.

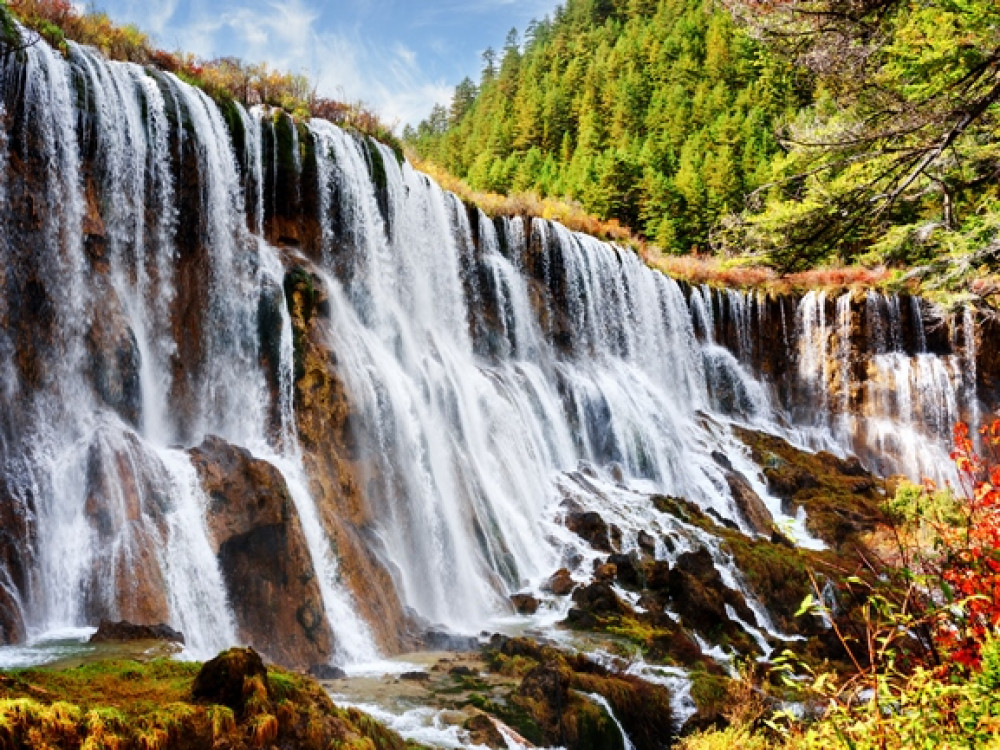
935;419;1000;669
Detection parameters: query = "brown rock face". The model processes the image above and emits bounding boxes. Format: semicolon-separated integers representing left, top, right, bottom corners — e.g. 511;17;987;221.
85;282;141;428
82;431;171;626
284;260;416;655
188;435;334;670
0;476;33;645
713;453;775;536
565;511;620;553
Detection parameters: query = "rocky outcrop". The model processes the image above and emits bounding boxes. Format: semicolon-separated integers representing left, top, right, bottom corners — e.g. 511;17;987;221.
189;435;334;670
90;619;184;643
82;430;172;626
283;262;416;655
488;637;675;750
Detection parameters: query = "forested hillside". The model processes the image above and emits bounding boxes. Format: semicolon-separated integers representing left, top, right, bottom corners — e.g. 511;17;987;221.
405;0;810;253
409;0;1000;293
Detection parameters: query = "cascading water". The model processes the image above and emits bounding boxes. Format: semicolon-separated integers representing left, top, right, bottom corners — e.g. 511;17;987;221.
0;36;371;661
0;33;991;677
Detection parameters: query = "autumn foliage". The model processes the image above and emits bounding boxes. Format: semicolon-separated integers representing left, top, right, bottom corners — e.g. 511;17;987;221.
930;420;1000;669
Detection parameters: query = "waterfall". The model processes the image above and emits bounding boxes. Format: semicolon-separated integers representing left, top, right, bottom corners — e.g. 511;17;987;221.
583;693;636;750
0;33;990;664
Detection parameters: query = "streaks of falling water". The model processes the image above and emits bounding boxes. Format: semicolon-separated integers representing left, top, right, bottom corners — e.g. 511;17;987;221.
0;31;989;673
307;124;830;635
0;39;375;660
794;290;971;482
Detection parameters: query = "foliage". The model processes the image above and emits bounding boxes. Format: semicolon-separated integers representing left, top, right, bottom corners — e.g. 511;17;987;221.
405;0;809;254
683;419;1000;748
722;0;1000;277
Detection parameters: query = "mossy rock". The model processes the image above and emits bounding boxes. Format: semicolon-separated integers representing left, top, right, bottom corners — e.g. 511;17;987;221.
0;650;423;750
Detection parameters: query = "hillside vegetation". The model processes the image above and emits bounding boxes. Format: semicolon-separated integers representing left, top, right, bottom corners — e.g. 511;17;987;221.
406;0;809;254
408;0;1000;300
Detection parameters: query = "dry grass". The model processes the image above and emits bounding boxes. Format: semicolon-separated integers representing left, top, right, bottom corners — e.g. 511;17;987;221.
648;249;892;292
410;155;636;244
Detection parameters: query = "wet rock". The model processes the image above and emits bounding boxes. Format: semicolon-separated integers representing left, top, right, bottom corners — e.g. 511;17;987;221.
86;286;141;428
494;637;675;750
423;629;481;652
544;568;576;596
593;562;618;584
0;478;34;645
89;619;184;644
637;530;657;555
571;582;626;616
565;511;620;552
511;593;540;615
724;468;774;536
608;553;640;588
667;548;757;643
400;671;430;681
285;260;417;655
82;431;170;626
644;560;672;591
464;713;506;748
192;647;270;716
450;665;476;677
189;435;334;669
309;664;347;680
0;586;25;646
736;427;886;548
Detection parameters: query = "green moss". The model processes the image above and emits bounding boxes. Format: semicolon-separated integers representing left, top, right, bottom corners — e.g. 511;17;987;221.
283;266;322;382
274;110;300;175
689;672;731;718
364;137;389;193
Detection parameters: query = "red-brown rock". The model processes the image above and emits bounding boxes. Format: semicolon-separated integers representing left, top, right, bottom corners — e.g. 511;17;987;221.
189;435;334;670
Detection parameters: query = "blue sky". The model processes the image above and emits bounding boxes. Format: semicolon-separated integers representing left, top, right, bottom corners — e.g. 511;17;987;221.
85;0;560;127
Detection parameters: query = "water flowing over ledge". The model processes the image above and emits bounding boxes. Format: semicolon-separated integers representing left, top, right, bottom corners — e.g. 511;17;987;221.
0;34;992;670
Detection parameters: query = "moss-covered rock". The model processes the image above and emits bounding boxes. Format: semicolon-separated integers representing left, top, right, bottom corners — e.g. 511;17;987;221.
735;427;886;550
0;649;427;750
485;637;676;750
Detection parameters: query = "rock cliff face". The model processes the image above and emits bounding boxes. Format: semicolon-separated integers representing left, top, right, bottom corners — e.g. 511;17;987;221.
0;36;995;668
189;435;334;670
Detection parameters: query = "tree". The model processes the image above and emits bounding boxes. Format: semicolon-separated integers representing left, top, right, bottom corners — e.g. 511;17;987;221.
724;0;1000;270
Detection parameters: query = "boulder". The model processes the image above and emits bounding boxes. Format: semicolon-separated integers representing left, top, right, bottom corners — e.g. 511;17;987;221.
464;713;506;748
565;511;619;552
309;664;347;680
544;568;576;596
189;435;334;669
608;553;640;588
571;582;626;616
89;619;184;644
191;647;270;716
593;562;617;583
510;593;540;615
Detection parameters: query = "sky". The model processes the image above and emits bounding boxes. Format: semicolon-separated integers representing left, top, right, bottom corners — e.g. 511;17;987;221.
86;0;560;128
